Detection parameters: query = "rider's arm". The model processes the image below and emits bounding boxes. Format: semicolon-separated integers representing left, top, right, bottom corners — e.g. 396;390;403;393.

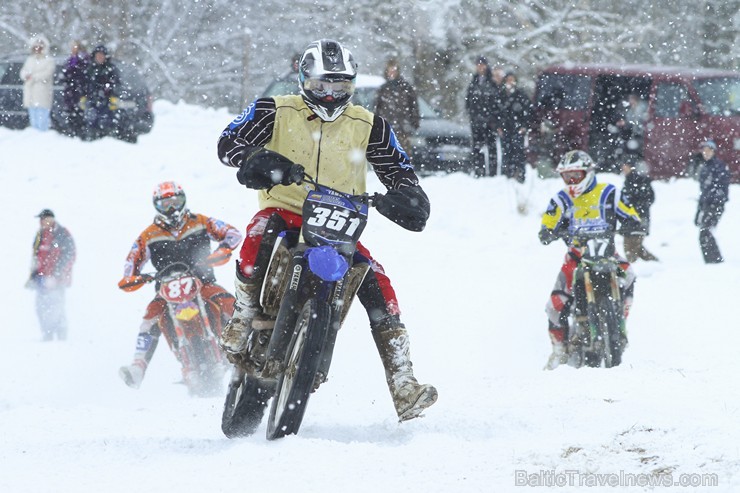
614;188;642;233
539;197;567;245
217;98;303;189
366;116;430;231
366;115;420;190
122;232;151;277
217;98;277;169
118;231;153;292
203;216;243;250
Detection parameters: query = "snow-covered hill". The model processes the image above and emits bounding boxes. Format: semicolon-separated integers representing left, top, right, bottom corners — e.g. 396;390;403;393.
1;101;738;492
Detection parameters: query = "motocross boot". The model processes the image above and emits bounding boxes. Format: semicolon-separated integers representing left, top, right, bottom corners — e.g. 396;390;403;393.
119;359;147;389
119;330;159;389
372;322;438;422
219;271;275;375
544;328;569;370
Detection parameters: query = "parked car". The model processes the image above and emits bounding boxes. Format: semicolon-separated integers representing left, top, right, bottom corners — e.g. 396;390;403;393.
261;73;473;174
530;63;740;181
0;57;154;142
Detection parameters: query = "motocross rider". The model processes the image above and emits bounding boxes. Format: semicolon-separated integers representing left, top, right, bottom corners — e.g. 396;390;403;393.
539;150;641;369
216;39;437;421
118;181;243;388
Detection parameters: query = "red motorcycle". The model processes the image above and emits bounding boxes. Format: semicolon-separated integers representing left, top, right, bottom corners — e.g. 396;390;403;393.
144;262;229;396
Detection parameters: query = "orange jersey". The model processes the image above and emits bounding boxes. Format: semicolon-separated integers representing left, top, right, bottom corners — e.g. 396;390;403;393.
123;212;241;283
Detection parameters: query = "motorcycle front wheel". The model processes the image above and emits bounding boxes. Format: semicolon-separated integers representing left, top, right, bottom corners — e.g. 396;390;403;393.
266;298;330;440
185;336;227;397
222;369;274;438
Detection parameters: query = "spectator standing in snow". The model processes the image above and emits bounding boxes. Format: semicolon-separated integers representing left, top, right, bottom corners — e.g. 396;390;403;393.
497;72;533;183
60;40;90;137
20;34;56;132
620;161;658;262
465;56;498;177
374;57;420;158
695;140;730;264
26;209;76;341
615;92;648;162
82;45;120;140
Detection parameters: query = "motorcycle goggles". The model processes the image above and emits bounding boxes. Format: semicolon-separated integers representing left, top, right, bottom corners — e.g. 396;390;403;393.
560;170;587;185
154;194;186;214
304;77;355;102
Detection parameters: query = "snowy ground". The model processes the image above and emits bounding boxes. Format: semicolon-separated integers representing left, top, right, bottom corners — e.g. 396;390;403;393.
1;101;738;492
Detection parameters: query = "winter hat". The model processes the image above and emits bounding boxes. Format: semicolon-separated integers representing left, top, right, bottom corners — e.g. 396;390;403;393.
28;34;49;52
700;140;717;150
476;56;488;65
36;209;55;219
92;45;108;57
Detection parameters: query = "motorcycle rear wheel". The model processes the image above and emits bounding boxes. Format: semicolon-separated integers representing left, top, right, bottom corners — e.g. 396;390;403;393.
266;298;330;440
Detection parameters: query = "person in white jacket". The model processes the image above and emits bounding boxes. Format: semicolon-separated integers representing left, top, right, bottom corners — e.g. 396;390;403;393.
20;35;56;131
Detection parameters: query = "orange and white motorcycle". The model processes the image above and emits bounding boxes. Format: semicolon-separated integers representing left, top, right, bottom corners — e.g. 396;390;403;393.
143;262;229;396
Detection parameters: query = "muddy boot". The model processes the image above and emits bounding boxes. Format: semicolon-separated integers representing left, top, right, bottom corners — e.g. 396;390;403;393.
219;272;263;355
373;324;438;422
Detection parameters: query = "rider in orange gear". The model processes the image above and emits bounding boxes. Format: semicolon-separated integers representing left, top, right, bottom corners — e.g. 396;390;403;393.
118;181;242;388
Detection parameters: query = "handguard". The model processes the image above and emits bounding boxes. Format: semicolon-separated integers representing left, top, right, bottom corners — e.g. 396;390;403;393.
375;186;430;232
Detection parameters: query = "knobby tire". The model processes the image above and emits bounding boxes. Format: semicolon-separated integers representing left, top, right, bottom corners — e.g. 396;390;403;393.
266;298;330;440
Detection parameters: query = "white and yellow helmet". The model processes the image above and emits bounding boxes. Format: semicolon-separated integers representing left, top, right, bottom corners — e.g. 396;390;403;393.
556;150;596;198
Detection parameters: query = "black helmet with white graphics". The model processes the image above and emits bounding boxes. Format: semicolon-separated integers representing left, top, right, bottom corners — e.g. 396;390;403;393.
298;39;357;122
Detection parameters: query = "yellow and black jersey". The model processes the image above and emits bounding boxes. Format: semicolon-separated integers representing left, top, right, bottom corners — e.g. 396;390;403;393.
123;212;241;283
540;180;641;245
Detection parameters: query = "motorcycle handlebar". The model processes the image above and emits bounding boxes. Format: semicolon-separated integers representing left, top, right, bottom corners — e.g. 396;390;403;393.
300;171;380;208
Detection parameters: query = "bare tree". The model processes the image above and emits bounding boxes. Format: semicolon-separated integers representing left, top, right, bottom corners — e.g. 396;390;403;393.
0;0;736;118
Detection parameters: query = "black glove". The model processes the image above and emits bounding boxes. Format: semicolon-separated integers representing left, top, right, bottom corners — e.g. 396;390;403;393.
538;227;558;245
285;163;305;185
375;186;430;232
236;148;304;189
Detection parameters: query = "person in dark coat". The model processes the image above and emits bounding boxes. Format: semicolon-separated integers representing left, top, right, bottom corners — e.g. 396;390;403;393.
374;57;420;158
465;56;499;177
620;161;658;262
694;140;730;263
60;40;89;137
25;209;76;341
496;72;533;183
82;44;121;140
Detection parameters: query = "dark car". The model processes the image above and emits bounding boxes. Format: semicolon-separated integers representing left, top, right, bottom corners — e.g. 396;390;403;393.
0;57;154;142
262;73;473;174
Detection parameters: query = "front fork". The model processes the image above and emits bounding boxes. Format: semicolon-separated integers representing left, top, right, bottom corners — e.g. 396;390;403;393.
261;248;369;385
578;269;622;345
165;294;224;372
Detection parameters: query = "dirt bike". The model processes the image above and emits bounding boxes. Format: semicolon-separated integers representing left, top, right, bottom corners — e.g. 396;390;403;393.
143;262;229;396
566;235;627;368
222;175;379;440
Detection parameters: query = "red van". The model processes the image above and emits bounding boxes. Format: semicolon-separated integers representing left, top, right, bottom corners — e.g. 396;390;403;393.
530;64;740;181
